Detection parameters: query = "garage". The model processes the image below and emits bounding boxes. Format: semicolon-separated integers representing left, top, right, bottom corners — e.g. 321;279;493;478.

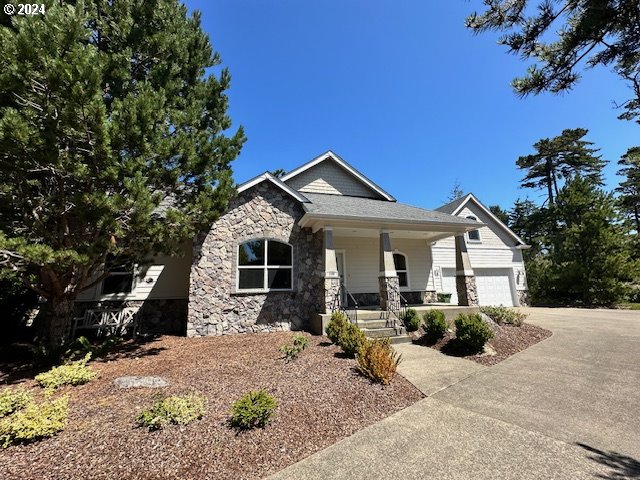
441;268;517;306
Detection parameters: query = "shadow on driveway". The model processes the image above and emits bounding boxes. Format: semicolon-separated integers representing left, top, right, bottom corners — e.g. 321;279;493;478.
577;442;640;479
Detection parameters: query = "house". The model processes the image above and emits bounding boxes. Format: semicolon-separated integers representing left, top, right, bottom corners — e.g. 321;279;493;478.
76;151;529;336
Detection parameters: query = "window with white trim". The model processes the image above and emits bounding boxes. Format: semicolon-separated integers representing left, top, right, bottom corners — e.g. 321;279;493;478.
102;257;134;294
237;239;293;291
393;253;409;288
466;216;481;241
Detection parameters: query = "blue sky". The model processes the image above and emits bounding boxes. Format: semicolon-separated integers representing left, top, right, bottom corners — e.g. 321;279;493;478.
185;0;638;209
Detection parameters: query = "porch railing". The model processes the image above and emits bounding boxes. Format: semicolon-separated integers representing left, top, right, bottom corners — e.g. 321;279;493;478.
386;282;408;331
330;283;359;326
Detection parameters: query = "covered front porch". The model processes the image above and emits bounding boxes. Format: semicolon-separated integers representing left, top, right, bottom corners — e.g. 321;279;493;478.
316;224;482;310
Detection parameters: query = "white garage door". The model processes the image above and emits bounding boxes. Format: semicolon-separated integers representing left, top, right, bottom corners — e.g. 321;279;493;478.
441;268;516;306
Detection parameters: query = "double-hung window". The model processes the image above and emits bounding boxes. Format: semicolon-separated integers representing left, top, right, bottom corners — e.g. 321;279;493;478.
102;258;134;295
237;239;293;291
393;252;409;288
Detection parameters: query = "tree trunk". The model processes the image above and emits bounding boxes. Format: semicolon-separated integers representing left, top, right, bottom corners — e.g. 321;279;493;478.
40;295;75;350
546;158;554;205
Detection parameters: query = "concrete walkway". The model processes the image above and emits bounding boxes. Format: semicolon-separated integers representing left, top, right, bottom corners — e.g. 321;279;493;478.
270;308;640;479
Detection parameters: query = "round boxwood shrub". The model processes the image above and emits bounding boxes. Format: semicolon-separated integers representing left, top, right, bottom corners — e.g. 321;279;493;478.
454;313;494;352
229;389;277;430
423;309;447;339
325;311;349;345
339;322;367;357
401;308;421;332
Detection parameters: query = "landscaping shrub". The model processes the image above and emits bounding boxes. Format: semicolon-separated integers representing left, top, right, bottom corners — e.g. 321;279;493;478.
0;388;32;418
423;309;447;339
229;389;277;430
137;393;207;431
279;333;309;361
338;322;367;358
454;313;494;352
401;308;421;332
356;338;402;385
480;306;527;326
0;395;68;448
64;335;123;361
325;311;349;345
35;353;97;390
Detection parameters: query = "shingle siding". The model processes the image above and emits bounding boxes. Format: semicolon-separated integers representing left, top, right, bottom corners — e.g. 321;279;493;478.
284;159;381;198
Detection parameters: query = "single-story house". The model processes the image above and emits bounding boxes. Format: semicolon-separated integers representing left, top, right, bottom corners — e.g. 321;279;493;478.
76;151;529;335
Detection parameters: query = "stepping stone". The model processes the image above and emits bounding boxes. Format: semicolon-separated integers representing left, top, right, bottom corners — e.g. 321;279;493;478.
114;376;169;388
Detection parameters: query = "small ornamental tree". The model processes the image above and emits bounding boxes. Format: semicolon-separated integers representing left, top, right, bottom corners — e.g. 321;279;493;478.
0;1;245;347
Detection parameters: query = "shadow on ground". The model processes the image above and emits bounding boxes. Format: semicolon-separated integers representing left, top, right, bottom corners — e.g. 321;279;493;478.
0;336;167;386
577;442;640;479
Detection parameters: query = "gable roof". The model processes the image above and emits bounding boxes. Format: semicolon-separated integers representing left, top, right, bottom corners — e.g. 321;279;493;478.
280;150;396;202
237;172;310;203
301;192;482;227
436;193;527;246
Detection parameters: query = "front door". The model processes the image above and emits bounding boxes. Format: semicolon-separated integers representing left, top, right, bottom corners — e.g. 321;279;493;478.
335;251;347;304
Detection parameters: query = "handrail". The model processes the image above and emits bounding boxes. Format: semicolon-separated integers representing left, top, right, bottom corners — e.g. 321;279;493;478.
330;282;359;326
386;282;409;331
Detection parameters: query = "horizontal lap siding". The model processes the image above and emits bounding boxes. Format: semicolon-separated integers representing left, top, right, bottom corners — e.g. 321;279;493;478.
333;236;434;293
76;244;192;302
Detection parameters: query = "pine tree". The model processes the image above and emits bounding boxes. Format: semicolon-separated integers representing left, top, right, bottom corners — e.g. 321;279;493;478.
466;0;640;123
489;205;509;225
547;178;633;305
615;147;640;235
0;1;245;347
516;128;605;205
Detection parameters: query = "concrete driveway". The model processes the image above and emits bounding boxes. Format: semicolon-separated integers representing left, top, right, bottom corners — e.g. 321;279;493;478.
270;308;640;479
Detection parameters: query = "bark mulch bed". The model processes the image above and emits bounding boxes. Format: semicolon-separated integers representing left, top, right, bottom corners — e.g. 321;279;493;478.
0;333;422;480
411;323;552;366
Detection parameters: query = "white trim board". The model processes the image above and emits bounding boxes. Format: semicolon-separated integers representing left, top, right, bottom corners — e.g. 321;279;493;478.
280;150;396;202
450;194;527;247
237;172;310;203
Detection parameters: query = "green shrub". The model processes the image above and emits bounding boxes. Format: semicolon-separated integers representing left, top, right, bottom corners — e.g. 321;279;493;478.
339;322;367;357
0;395;68;448
401;308;421;332
423;309;447;339
229;389;277;429
0;388;32;418
356;338;402;385
137;393;207;431
480;306;527;326
279;333;310;361
325;311;349;344
35;353;97;390
454;313;494;352
64;335;123;361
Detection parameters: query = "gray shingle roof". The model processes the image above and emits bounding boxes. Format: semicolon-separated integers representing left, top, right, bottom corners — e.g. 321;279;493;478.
435;195;468;215
302;193;480;226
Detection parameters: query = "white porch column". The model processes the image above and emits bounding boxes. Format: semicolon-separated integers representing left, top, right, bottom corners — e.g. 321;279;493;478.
378;230;400;311
454;234;478;306
322;227;341;313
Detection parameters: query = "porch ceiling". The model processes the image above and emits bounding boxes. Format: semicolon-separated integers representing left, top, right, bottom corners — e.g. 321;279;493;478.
329;226;463;242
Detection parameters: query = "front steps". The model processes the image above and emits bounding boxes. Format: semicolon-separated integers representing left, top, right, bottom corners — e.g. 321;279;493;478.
310;305;480;344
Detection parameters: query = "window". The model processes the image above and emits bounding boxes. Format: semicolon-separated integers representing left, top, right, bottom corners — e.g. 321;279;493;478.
393;253;409;288
237;239;293;291
467;216;481;241
102;259;134;295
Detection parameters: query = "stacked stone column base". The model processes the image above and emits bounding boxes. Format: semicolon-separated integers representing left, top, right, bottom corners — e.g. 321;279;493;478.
456;275;479;306
378;275;400;311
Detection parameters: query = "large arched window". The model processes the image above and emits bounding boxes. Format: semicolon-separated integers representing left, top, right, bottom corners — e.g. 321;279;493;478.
466;216;481;241
237;239;293;291
393;252;409;288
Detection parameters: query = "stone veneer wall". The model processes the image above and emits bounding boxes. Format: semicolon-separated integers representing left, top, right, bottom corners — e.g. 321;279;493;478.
455;275;479;306
517;290;530;307
188;183;324;336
